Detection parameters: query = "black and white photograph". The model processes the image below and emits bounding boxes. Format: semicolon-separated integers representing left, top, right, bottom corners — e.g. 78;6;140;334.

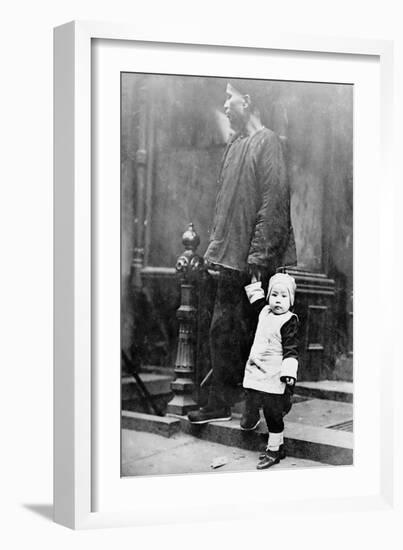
120;73;353;477
2;0;400;542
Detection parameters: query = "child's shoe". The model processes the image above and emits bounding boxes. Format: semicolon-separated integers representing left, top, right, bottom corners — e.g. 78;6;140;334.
259;444;286;460
256;449;280;470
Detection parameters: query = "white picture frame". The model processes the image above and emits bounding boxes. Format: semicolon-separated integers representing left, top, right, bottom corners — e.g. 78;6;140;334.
54;20;396;530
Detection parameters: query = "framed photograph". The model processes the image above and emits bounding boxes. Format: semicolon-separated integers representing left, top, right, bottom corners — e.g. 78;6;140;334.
54;21;395;529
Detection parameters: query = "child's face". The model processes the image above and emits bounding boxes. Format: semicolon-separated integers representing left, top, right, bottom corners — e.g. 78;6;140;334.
268;283;291;314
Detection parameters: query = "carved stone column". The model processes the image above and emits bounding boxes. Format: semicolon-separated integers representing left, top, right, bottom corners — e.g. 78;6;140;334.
166;223;204;416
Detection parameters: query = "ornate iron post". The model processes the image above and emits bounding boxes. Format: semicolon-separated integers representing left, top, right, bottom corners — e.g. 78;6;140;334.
166;223;204;416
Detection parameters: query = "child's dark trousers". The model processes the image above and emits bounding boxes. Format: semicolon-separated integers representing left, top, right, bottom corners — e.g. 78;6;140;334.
244;388;288;433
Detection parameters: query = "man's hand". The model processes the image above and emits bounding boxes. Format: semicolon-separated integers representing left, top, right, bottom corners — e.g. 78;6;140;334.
205;259;220;271
247;264;263;283
285;377;295;386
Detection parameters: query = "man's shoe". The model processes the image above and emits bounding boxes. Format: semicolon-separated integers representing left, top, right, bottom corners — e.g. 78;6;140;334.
256;449;280;470
259;444;286;460
188;406;232;424
240;411;261;431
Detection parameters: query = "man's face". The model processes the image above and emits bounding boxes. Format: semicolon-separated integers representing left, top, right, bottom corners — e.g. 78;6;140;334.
223;83;248;132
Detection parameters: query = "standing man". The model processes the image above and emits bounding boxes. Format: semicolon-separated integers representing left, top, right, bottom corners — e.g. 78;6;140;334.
188;80;296;424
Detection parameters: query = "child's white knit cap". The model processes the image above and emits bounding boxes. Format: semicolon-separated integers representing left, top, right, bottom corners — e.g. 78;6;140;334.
267;273;297;306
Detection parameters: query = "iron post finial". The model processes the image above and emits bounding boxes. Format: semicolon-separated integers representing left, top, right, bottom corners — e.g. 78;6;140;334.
176;222;204;276
182;222;200;251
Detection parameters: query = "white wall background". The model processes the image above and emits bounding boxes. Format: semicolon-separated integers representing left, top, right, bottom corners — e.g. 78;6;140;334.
0;0;401;547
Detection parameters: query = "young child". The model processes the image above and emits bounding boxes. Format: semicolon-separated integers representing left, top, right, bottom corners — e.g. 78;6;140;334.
241;272;299;470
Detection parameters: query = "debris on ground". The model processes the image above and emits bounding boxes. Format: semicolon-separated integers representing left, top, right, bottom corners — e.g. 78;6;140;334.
210;456;229;469
233;453;245;461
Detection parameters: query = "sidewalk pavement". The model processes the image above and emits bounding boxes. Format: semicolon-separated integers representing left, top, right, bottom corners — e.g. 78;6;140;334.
122;429;326;477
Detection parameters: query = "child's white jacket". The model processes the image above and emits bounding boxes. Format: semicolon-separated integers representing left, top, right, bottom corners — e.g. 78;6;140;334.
243;282;299;395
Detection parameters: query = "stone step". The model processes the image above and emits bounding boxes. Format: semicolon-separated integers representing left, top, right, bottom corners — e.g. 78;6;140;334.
122;372;173;416
286;397;353;427
295;380;353;403
122;374;353;406
122;373;172;401
123;410;181;438
122;397;353;466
